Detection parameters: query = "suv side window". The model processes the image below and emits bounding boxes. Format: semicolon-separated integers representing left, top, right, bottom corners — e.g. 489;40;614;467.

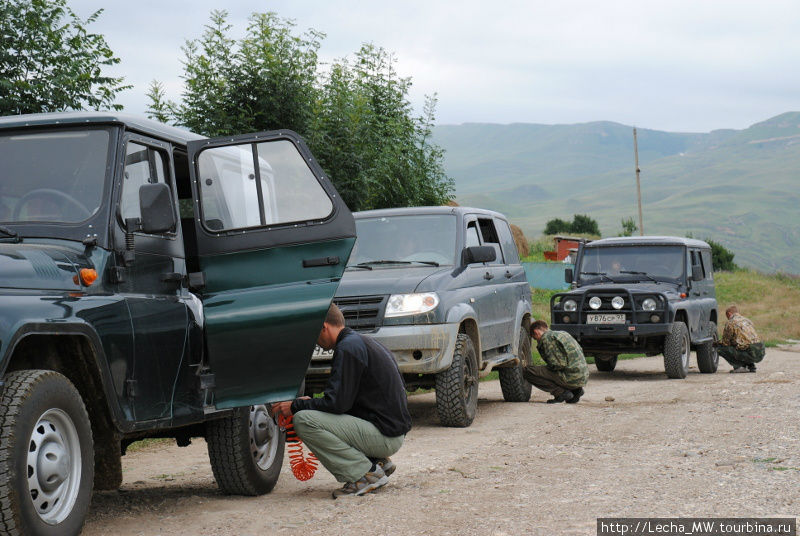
477;218;503;265
121;141;168;225
690;249;705;278
495;219;520;264
465;221;480;248
196;139;333;231
700;250;714;279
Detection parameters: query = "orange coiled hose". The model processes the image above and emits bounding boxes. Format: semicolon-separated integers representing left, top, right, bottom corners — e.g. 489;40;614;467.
278;414;319;481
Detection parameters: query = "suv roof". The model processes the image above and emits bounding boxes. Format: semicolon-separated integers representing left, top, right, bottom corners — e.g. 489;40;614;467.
354;205;508;221
0;111;203;145
585;235;711;249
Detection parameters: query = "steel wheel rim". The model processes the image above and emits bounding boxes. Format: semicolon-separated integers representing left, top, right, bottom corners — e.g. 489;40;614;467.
27;408;82;525
464;351;478;403
249;405;279;471
681;331;690;369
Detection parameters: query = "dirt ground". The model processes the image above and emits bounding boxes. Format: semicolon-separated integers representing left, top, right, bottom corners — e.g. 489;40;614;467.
84;347;800;536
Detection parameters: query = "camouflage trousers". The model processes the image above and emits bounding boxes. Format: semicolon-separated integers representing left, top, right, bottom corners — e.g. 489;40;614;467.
718;342;766;368
523;365;585;397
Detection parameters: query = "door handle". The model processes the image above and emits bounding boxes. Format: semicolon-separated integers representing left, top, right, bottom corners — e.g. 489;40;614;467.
505;270;512;278
484;271;494;280
161;272;184;285
303;256;340;268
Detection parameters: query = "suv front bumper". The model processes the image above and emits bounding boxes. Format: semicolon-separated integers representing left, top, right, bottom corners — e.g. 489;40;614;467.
551;322;672;352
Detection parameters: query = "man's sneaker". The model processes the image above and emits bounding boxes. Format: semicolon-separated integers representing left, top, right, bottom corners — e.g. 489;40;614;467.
730;366;748;373
546;390;574;404
331;465;388;499
747;364;757;373
566;387;584;404
376;457;396;477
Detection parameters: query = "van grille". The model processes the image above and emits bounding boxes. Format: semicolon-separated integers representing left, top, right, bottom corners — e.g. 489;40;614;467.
334;295;387;332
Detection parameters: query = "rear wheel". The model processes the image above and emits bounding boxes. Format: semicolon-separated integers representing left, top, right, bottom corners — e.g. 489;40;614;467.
594;354;618;372
663;321;690;379
696;321;719;373
499;325;533;402
435;333;479;427
206;404;285;495
0;370;94;536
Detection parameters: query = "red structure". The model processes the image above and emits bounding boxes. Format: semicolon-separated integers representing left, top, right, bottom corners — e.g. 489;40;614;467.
545;235;588;261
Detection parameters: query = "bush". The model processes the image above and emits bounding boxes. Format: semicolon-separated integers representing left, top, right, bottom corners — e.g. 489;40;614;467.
543;214;600;236
705;238;737;271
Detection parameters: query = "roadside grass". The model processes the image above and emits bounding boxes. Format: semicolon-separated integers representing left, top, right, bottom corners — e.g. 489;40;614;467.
126;438;172;453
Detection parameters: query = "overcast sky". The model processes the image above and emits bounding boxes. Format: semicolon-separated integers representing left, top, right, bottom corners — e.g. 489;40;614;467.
69;0;800;133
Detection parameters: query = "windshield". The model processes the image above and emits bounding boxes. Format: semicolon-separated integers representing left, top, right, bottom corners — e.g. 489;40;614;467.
0;128;111;224
577;245;685;283
348;214;457;267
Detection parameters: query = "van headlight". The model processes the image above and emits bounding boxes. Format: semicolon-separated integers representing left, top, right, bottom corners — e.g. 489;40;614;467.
385;292;439;317
563;299;577;312
642;298;657;311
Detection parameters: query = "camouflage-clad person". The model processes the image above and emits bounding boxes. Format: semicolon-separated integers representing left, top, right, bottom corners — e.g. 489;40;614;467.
717;305;765;373
523;320;589;404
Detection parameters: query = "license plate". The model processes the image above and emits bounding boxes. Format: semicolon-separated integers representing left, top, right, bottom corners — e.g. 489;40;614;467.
587;313;626;324
311;345;334;359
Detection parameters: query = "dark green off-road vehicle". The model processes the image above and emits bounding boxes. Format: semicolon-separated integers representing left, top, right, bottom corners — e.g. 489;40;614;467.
0;112;355;535
550;236;719;379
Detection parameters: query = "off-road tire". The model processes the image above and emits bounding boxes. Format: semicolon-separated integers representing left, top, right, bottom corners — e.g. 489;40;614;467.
0;370;94;536
595;354;618;372
206;405;285;495
663;321;690;379
696;321;719;373
435;333;479;427
499;326;533;402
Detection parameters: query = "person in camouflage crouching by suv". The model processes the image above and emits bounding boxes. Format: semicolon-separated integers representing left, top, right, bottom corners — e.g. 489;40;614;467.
524;320;589;404
716;305;765;373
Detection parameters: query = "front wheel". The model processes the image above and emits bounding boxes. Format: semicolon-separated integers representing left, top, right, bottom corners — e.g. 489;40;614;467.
0;370;94;536
696;321;719;373
663;322;690;379
435;333;479;427
499;325;533;402
206;404;285;495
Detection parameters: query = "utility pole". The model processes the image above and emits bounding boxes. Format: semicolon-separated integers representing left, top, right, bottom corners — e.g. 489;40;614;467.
633;127;644;236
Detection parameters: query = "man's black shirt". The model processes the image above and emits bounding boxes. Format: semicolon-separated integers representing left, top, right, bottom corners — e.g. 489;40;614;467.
291;328;412;437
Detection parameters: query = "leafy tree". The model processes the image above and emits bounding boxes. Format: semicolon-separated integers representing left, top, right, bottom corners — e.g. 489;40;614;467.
0;0;128;115
619;216;638;237
149;11;452;210
570;214;600;235
544;218;571;235
705;238;737;271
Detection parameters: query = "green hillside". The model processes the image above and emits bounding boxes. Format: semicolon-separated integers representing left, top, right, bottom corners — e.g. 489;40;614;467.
434;113;800;274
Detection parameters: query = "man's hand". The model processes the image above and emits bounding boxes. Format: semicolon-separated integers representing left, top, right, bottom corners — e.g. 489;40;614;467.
270;401;294;418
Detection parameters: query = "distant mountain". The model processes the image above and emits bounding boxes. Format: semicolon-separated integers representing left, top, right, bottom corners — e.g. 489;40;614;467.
433;113;800;274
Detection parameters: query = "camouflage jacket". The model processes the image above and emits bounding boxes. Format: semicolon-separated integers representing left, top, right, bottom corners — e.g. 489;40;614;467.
537;330;589;387
721;313;761;350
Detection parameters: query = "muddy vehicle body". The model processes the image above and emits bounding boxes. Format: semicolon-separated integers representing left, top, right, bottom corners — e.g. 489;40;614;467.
306;206;533;427
550;236;718;378
0;112;355;535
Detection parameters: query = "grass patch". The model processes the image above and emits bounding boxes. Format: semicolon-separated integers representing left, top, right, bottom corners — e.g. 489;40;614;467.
126;438;172;453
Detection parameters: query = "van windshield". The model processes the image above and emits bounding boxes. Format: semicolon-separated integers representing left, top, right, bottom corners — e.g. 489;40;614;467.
348;214;457;267
577;245;685;283
0;128;111;224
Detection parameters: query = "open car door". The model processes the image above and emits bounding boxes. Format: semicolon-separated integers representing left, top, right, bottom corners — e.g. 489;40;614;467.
187;130;355;409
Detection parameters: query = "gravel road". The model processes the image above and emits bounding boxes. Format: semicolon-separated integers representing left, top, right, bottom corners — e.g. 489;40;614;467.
83;347;800;536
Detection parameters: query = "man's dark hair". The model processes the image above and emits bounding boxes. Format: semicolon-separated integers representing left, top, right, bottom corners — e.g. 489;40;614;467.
325;303;345;327
531;320;549;332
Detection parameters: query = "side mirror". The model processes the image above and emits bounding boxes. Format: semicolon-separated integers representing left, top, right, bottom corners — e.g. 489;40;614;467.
139;183;176;234
463;245;496;265
691;264;703;281
564;268;574;283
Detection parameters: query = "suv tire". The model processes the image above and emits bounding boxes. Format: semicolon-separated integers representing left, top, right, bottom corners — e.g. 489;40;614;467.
499;326;533;402
595;354;618;372
435;333;479;427
0;370;94;536
206;405;284;495
696;321;719;374
663;321;690;379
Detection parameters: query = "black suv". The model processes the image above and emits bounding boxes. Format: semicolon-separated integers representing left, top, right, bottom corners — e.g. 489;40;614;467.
550;236;718;378
305;206;534;427
0;112;355;535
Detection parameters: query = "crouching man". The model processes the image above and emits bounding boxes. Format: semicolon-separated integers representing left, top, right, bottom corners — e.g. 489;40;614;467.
271;304;412;498
523;320;589;404
717;305;765;373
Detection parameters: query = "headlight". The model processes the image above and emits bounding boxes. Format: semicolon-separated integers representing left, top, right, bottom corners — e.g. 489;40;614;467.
563;299;577;312
611;296;624;310
642;298;657;311
589;297;602;310
385;292;439;317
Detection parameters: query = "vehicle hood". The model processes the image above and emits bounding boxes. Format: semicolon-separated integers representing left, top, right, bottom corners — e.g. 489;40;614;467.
0;243;85;291
336;265;448;297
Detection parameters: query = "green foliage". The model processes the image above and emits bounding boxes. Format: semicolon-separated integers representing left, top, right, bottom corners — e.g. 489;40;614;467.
705;238;737;271
543;214;599;236
148;11;453;212
544;218;570;235
0;0;129;114
619;216;638;236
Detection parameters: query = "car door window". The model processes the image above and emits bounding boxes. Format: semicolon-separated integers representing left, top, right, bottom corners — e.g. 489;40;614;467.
477;218;503;265
465;221;480;248
495;219;520;264
700;250;714;280
121;141;168;224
